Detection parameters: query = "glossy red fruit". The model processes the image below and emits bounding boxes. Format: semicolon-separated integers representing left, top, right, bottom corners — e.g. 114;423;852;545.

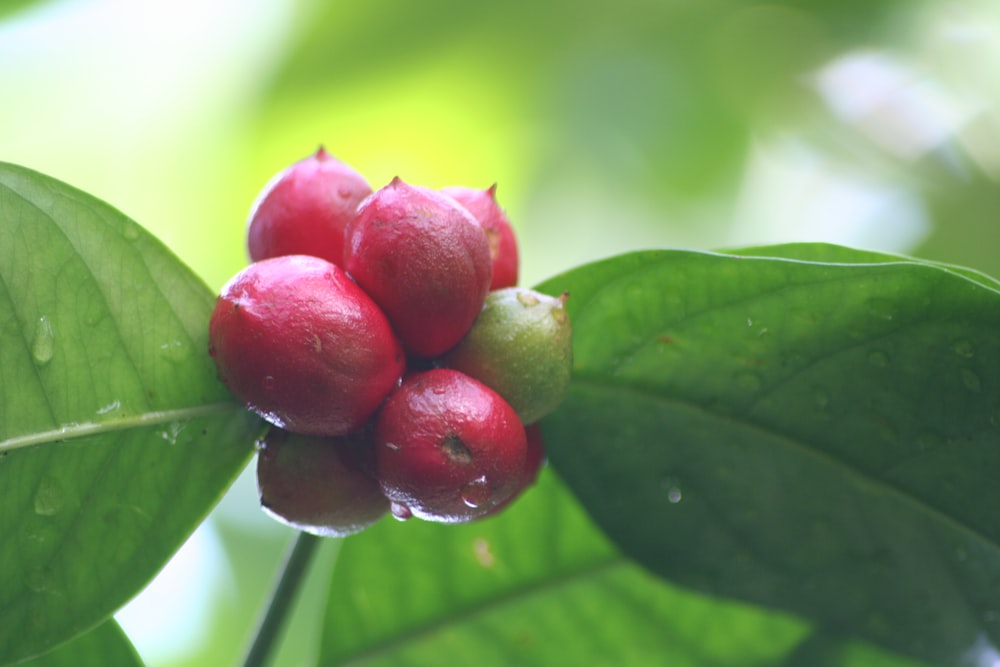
247;147;372;265
256;428;388;537
374;369;527;524
343;178;493;358
441;184;519;290
479;422;547;518
209;255;405;437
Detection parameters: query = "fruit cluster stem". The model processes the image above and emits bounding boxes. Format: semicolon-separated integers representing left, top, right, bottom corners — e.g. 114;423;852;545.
240;531;321;667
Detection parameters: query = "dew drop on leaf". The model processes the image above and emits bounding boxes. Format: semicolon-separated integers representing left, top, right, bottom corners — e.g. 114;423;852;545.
962;369;982;393
953;340;976;358
33;477;64;516
159;339;191;364
31;316;55;366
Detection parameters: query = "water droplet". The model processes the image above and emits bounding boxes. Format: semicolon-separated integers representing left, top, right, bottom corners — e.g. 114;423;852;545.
460;476;491;509
962;369;982;393
33;477;63;516
122;220;141;241
390;502;412;521
31;317;55;366
24;568;52;593
867;350;889;367
96;400;121;416
337;187;354;199
667;487;683;504
158;421;184;445
472;538;496;567
953;340;976;358
159;340;190;364
262;376;276;391
866;298;896;321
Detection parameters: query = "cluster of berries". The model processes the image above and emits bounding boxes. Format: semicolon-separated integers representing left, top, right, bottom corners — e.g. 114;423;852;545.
208;148;572;536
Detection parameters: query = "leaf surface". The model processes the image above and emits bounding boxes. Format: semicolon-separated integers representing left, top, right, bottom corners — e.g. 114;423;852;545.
534;246;1000;666
0;163;260;663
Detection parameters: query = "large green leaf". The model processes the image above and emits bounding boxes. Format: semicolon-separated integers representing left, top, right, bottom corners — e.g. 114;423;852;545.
318;468;933;666
535;246;1000;666
18;619;143;667
318;471;813;666
0;163;261;664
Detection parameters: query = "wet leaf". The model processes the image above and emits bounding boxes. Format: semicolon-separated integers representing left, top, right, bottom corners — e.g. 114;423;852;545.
536;246;1000;666
0;163;260;663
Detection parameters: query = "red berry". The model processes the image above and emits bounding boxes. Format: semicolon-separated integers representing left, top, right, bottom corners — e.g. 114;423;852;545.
441;184;519;290
479;422;547;518
247;147;372;265
343;178;493;358
209;255;405;437
374;369;526;524
256;428;389;537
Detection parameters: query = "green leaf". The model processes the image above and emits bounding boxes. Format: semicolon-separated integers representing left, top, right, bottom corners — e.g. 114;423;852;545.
535;246;1000;666
17;619;144;667
0;163;261;664
318;471;813;666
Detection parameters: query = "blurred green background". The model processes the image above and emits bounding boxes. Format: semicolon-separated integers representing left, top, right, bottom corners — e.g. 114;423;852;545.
2;0;999;665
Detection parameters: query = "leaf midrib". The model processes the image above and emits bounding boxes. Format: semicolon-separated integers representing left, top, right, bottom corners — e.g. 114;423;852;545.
0;401;243;454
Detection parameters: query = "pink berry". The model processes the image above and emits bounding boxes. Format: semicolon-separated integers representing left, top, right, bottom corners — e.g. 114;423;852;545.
374;369;527;524
343;178;493;358
441;184;519;290
209;255;405;437
247;147;372;265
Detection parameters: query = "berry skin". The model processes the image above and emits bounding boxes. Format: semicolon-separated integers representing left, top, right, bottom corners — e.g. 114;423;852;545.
209;255;405;437
256;429;389;537
343;178;493;358
441;184;519;290
374;369;527;524
479;422;547;518
443;287;572;424
247;147;372;265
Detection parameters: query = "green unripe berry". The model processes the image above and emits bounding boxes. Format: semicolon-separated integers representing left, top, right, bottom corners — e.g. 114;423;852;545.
443;287;571;424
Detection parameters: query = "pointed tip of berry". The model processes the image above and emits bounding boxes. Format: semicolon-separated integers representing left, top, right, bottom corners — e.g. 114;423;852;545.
314;145;330;160
487;183;498;199
389;175;405;187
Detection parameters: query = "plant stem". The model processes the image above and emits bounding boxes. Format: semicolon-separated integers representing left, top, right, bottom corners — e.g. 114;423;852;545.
240;530;321;667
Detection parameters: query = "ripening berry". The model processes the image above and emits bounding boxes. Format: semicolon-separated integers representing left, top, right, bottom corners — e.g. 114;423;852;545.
441;184;519;290
209;255;405;436
374;369;527;523
443;288;572;424
247;147;372;265
343;178;493;358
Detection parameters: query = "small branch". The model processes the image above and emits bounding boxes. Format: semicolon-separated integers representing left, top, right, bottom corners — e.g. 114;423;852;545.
240;531;321;667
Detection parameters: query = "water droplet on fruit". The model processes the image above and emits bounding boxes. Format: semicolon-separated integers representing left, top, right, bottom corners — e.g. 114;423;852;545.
390;502;412;521
31;316;55;366
33;478;63;516
337;187;353;199
460;476;491;509
867;350;889;367
262;376;276;391
962;369;982;393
